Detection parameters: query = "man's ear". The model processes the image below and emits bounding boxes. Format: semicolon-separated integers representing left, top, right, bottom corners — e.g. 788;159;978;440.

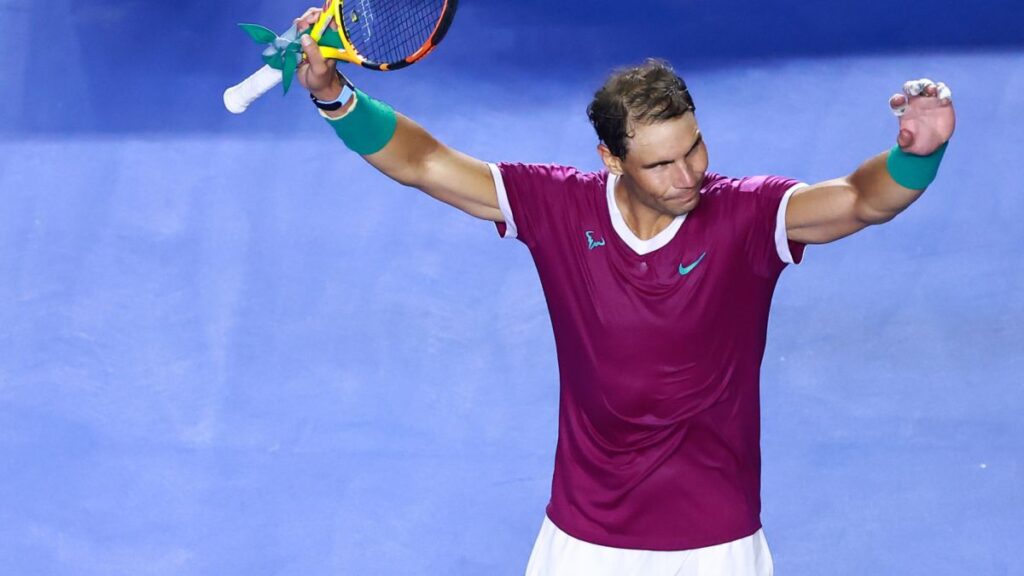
597;144;624;175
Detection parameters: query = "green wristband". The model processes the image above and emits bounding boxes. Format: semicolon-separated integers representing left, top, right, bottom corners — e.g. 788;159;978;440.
886;141;949;190
324;89;398;156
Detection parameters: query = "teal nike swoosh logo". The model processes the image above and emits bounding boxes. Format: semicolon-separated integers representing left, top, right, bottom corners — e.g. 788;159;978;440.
678;252;706;275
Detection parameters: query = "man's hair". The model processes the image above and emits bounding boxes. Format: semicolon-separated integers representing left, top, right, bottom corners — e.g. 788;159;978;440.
586;59;696;159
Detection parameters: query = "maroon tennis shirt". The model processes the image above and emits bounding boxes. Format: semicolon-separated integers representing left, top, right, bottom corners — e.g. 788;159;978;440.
491;162;806;551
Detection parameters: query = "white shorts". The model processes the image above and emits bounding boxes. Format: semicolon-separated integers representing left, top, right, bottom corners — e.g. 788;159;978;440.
524;515;774;576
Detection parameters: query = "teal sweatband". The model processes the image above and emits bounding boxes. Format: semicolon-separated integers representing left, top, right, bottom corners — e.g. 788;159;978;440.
324;89;398;156
886;141;949;190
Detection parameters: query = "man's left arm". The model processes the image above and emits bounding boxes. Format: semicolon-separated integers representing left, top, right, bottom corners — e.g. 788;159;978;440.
785;79;956;245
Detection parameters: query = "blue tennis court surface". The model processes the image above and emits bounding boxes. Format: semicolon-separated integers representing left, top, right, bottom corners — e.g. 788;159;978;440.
1;1;1021;574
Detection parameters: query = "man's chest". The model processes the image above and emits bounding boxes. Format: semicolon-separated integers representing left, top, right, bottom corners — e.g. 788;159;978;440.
535;207;753;340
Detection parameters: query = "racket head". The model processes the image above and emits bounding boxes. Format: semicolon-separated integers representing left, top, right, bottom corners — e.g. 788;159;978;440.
336;0;459;71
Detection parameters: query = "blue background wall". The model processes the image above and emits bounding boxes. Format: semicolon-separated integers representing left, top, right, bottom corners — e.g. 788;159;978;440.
1;1;1022;574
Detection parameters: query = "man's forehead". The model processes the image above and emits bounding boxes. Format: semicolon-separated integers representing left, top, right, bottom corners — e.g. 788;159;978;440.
627;115;701;155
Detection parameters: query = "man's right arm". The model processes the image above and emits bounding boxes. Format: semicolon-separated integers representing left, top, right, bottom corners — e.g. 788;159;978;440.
296;9;502;223
361;114;503;222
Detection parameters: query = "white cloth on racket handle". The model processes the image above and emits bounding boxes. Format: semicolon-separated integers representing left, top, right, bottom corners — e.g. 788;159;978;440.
223;65;283;114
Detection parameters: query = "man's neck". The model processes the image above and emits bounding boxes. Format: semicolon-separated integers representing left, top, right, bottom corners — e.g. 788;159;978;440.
614;178;677;241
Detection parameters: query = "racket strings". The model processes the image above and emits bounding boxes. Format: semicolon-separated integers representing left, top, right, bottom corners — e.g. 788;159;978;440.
343;0;446;65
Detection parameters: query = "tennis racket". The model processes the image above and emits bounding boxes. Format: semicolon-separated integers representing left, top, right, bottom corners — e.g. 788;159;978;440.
224;0;458;114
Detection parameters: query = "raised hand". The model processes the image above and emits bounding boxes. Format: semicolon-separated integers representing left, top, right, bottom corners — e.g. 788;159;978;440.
294;7;342;100
889;79;956;156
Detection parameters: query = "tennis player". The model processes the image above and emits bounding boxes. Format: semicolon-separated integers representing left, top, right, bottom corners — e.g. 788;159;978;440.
292;8;955;575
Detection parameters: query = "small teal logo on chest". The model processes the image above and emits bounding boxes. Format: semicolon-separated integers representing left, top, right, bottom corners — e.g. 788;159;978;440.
585;231;606;251
678;252;707;275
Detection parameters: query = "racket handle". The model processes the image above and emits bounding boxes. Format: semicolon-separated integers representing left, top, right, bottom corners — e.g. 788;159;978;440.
223;65;283;114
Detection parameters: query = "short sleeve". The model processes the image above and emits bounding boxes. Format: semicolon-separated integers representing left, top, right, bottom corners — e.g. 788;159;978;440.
490;162;578;248
735;175;808;275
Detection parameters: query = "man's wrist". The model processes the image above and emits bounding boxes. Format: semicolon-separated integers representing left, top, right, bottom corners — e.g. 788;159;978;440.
310;71;354;110
312;83;343;102
886;141;949;190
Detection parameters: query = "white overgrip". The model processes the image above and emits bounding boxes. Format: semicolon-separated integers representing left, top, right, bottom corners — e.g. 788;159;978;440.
223;65;283;114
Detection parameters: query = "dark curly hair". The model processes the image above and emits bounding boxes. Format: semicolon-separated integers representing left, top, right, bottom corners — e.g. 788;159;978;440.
586;59;696;159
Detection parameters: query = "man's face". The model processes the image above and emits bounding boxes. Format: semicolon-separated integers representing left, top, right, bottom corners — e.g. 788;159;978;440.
602;112;708;217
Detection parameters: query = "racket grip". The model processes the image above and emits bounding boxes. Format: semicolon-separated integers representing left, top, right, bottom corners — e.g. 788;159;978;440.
223;65;283;114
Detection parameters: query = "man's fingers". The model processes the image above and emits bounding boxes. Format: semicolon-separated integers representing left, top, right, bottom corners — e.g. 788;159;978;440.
900;78;954;108
903;78;936;97
296;7;322;29
890;93;908;116
897;128;914;149
301;34;328;76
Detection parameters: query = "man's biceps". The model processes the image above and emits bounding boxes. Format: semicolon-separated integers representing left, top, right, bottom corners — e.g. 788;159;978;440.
480;176;501;212
786;181;851;227
785;181;868;243
422;152;502;217
438;152;500;211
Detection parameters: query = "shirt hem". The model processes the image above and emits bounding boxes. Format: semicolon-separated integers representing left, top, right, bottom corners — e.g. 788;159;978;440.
544;508;764;552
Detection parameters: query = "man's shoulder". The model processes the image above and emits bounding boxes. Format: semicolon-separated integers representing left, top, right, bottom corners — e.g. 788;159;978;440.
701;172;801;198
495;162;607;194
701;171;732;194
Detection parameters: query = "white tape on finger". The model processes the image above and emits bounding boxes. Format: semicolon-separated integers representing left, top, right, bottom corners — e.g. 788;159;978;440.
890;92;909;116
903;78;935;96
224;65;283;114
937;82;953;102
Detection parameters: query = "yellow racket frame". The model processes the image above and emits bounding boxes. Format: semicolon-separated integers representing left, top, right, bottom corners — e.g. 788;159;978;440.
310;0;360;63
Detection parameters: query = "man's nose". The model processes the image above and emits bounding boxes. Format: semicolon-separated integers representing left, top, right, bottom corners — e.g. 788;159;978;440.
671;162;697;188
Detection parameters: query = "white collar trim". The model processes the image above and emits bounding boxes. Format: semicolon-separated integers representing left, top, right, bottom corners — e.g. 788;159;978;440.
606;173;687;256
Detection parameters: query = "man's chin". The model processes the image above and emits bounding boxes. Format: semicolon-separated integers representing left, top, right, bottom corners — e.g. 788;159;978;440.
665;191;700;215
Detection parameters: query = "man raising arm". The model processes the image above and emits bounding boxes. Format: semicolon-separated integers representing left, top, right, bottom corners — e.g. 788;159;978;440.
295;8;502;223
296;6;953;246
291;6;956;575
785;79;954;244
